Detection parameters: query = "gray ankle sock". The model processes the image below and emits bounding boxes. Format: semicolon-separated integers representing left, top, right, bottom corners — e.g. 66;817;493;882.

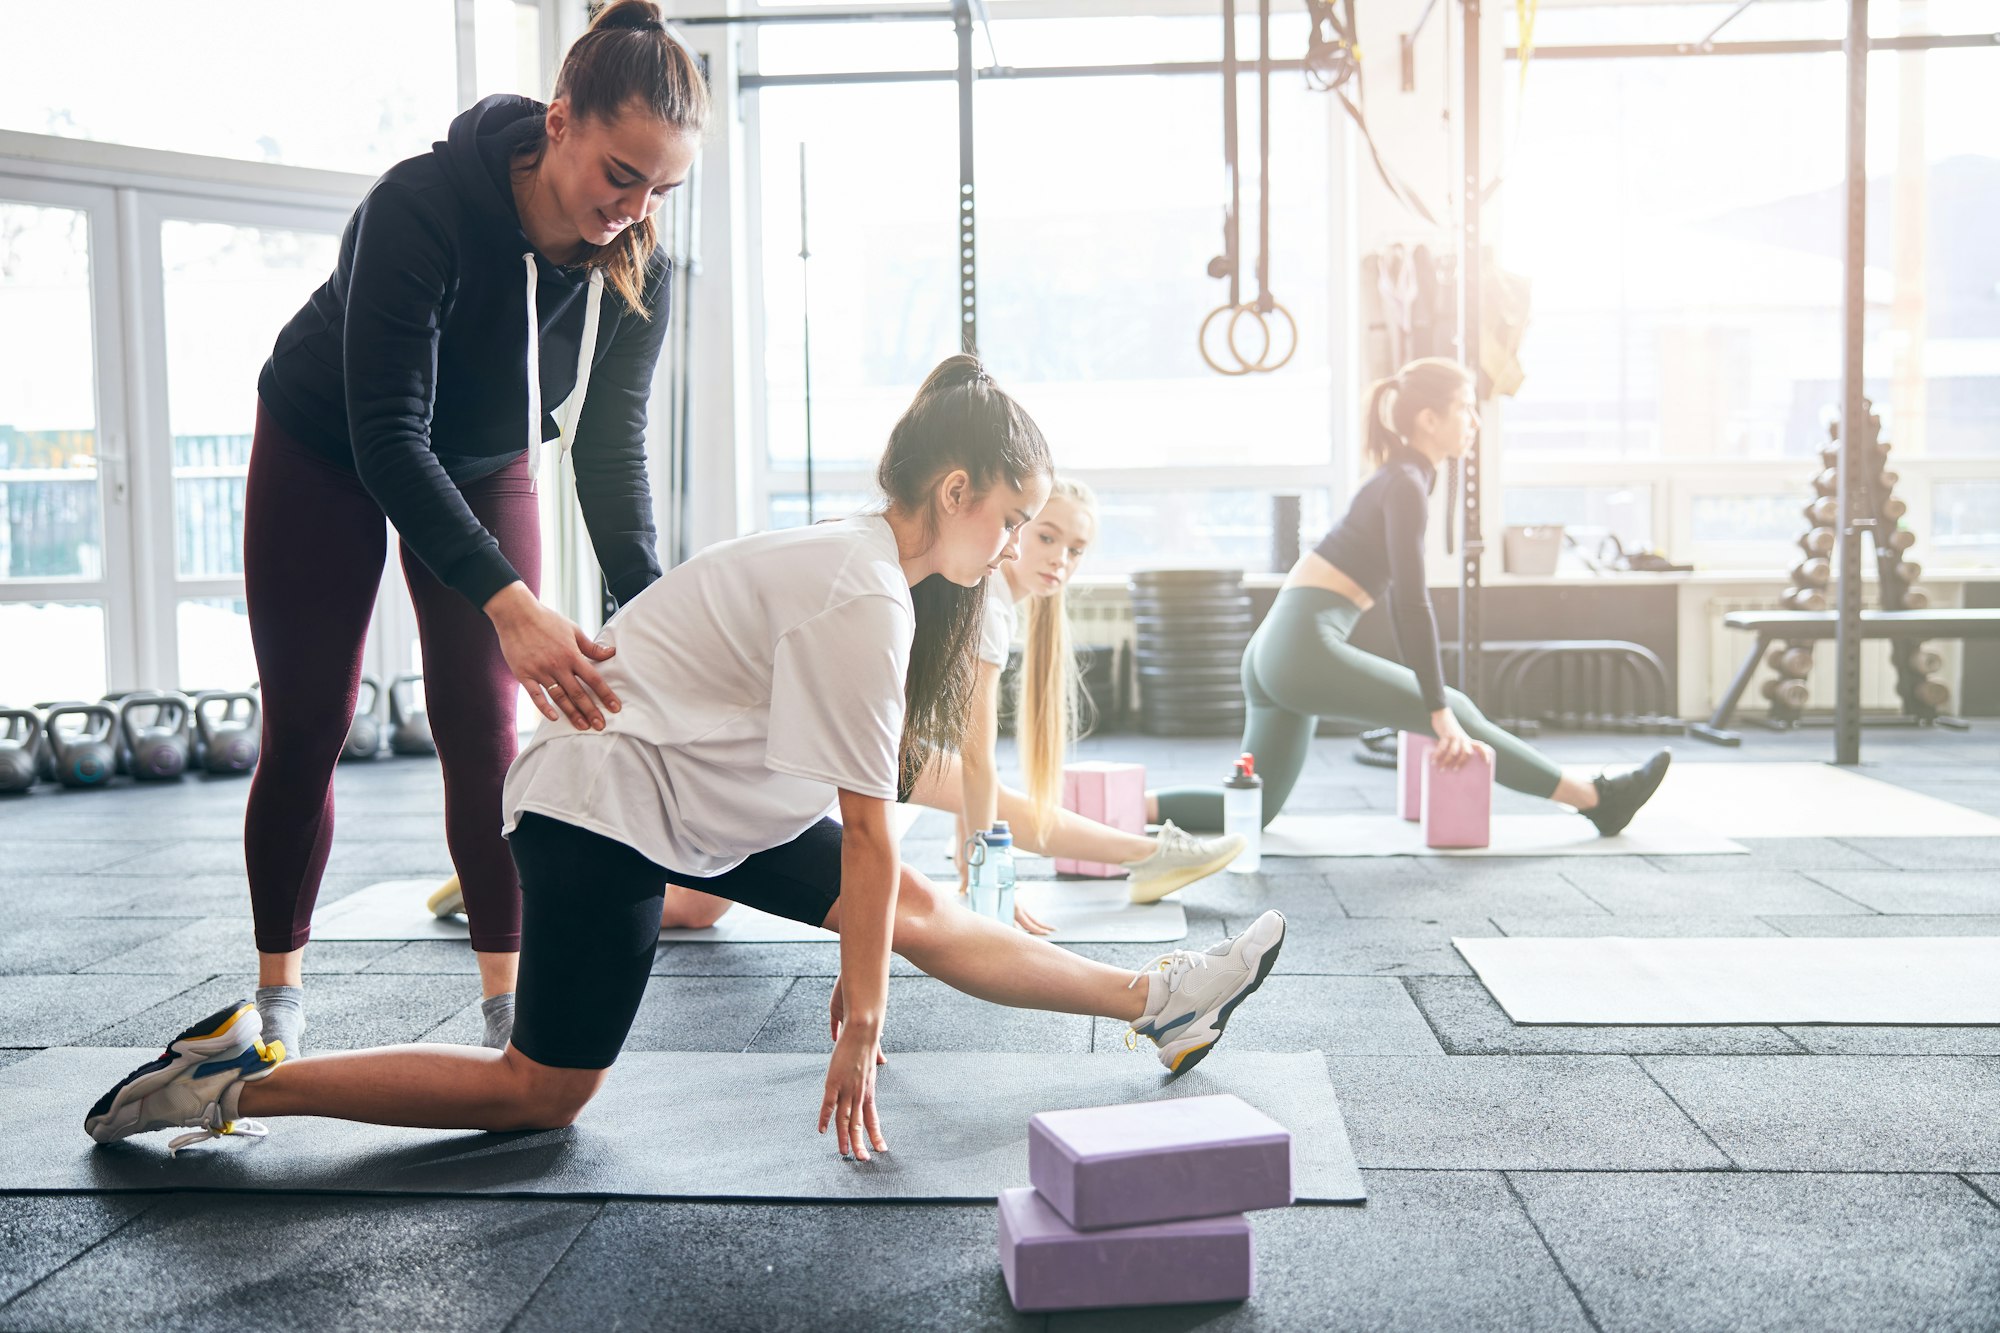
254;985;304;1056
480;992;516;1050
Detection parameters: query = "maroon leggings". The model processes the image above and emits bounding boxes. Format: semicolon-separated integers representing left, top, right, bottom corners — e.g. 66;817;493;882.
242;402;536;953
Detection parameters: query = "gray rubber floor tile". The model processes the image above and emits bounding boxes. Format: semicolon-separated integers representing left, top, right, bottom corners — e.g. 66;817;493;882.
1090;975;1443;1057
1491;914;1786;938
1334;871;1603;919
0;810;250;841
3;841;180;873
1273;915;1498;975
1408;978;1801;1056
1172;870;1352;920
81;918;400;975
1802;871;2000;915
1422;855;1654;880
93;840;249;877
1643;1055;2000;1171
358;939;480;975
1836;838;2000;871
1559;869;1871;916
0;1194;596;1333
0;916;190;975
747;975;1093;1055
1765;914;2000;937
1324;1056;1731;1170
0;1195;153;1304
1965;1176;2000;1210
1048;1172;1592;1333
79;875;265;918
1644;839;1892;873
512;1201;1036;1333
319;837;456;877
1783;1026;2000;1056
82;973;481;1052
0;974;204;1047
424;975;792;1051
1513;1171;2000;1333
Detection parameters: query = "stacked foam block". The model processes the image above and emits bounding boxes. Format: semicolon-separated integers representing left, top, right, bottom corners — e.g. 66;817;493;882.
1056;762;1147;877
1397;732;1494;849
998;1093;1293;1313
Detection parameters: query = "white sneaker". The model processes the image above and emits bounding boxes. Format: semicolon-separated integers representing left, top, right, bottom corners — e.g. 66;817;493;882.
427;875;464;919
1125;910;1286;1074
84;1000;287;1152
1123;821;1246;904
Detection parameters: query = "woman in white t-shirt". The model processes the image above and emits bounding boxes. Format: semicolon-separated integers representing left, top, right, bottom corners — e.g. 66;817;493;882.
86;356;1287;1163
660;478;1246;936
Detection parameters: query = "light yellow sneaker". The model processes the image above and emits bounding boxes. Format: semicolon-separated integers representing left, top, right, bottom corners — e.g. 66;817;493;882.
425;875;464;920
1123;821;1246;904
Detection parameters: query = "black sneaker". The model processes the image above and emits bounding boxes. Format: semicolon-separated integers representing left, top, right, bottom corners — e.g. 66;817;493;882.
1583;749;1673;837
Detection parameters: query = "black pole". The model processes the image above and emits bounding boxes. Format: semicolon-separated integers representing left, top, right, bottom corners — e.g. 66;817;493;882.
955;0;978;354
799;143;815;524
1834;0;1870;764
1457;0;1485;697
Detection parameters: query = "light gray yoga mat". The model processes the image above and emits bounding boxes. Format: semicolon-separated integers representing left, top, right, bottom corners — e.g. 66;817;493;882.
1455;936;2000;1025
1639;763;2000;839
10;1049;1361;1202
316;879;1187;945
1260;814;1746;858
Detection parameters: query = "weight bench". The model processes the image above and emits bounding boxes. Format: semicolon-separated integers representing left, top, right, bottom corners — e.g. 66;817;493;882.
1692;608;2000;746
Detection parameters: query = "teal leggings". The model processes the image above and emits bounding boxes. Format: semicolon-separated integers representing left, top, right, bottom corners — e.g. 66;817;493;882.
1154;587;1564;831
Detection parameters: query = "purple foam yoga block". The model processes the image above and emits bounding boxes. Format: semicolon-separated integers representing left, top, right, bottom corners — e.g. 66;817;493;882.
998;1186;1254;1313
1421;741;1494;849
1397;731;1434;822
1028;1093;1293;1231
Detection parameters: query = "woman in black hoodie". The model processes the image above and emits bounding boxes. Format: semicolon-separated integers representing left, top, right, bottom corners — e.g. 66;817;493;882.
242;0;706;1057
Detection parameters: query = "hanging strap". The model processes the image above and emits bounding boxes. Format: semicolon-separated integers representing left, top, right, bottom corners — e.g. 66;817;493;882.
524;255;606;473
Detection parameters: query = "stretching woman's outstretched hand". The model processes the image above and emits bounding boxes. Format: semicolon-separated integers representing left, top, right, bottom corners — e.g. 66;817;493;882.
485;581;621;730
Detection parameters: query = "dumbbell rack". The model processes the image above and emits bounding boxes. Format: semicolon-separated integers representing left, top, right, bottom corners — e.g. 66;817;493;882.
1762;401;1947;727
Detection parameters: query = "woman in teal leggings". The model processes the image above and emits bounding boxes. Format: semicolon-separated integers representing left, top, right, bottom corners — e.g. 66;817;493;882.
1154;358;1670;836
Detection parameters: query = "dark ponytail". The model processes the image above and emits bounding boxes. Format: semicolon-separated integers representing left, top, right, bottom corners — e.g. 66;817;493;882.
876;354;1053;799
1363;356;1472;468
520;0;710;317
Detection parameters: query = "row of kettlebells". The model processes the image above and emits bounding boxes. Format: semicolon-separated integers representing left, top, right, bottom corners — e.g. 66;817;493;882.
0;691;260;791
343;674;436;762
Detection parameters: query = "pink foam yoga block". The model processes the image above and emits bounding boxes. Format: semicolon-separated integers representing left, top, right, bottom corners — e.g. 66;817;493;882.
998;1186;1254;1313
1421;742;1494;849
1057;762;1147;878
1396;732;1434;822
1028;1093;1293;1231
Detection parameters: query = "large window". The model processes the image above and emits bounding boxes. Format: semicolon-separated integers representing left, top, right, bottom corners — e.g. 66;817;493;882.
1498;11;2000;571
746;10;1345;573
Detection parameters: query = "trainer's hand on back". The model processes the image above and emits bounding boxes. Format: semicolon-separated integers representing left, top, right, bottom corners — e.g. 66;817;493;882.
484;581;620;731
1431;708;1479;769
819;1024;889;1161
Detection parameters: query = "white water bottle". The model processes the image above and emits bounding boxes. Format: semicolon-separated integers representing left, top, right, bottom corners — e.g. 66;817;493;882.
987;822;1018;926
1223;752;1262;872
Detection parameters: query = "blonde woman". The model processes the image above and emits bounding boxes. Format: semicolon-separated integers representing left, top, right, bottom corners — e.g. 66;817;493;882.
660;480;1243;935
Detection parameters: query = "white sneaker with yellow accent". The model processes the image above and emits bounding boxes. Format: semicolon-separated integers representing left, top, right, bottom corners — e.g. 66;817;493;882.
1125;910;1286;1074
1122;821;1246;905
84;1000;287;1152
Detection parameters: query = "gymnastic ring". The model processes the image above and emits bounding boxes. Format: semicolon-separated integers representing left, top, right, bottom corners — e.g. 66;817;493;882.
1228;299;1297;373
1199;303;1260;377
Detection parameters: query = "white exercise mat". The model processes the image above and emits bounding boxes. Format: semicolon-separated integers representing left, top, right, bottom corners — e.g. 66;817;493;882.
316;878;1185;945
1455;936;2000;1025
1260;814;1746;858
1640;763;2000;839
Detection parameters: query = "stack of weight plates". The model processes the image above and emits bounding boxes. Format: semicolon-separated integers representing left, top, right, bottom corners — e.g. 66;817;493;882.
1129;569;1251;736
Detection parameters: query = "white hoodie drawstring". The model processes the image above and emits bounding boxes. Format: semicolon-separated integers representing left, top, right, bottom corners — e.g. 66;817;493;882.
524;254;605;474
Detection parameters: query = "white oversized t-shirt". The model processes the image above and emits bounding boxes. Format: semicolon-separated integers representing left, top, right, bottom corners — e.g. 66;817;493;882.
502;515;914;876
976;569;1018;668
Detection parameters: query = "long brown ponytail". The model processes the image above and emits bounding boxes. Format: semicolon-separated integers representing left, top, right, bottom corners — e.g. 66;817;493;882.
521;0;710;317
1363;357;1472;468
876;355;1053;800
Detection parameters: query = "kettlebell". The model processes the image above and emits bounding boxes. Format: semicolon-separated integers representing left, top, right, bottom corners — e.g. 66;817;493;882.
388;674;437;757
119;692;193;781
32;701;83;782
99;690;141;774
193;691;262;775
0;709;41;793
44;703;118;789
341;676;385;763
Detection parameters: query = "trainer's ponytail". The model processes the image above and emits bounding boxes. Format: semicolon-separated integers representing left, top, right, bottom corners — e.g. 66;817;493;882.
1363;357;1472;468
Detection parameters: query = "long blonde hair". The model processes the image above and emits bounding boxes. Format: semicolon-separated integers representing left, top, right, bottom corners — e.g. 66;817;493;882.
1011;477;1099;841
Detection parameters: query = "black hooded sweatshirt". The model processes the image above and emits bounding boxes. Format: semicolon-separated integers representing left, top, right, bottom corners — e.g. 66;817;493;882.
257;95;666;609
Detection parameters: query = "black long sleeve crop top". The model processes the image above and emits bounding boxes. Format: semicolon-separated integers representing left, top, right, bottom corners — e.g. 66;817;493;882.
1311;446;1449;713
